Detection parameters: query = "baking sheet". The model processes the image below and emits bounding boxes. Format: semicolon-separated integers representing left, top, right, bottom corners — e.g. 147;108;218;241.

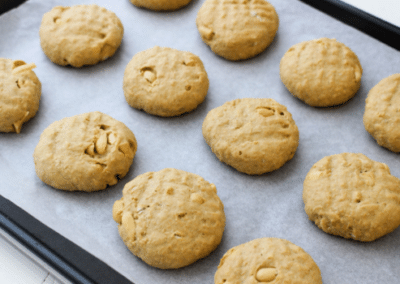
1;0;399;283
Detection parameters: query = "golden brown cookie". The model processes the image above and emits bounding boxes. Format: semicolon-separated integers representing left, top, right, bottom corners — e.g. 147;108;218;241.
280;38;362;107
112;168;225;269
363;74;400;152
129;0;192;11
303;153;400;242
123;46;209;117
33;112;137;192
196;0;279;61
0;59;41;133
214;238;322;284
202;98;299;175
39;5;123;67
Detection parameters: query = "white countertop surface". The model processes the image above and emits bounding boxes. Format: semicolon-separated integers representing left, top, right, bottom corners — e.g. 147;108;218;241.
341;0;400;27
0;228;69;284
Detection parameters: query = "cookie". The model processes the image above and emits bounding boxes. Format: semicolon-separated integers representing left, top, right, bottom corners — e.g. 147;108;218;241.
280;38;362;107
33;111;137;192
214;238;322;284
303;153;400;242
129;0;192;11
39;5;123;67
0;59;41;133
112;168;225;269
196;0;279;61
123;46;209;117
363;74;400;152
202;98;299;175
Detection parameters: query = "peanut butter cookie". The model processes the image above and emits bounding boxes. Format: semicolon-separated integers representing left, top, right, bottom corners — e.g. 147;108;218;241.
196;0;279;61
202;98;299;175
280;38;362;107
129;0;192;11
123;46;209;117
112;168;225;269
33;112;137;192
215;238;322;284
363;74;400;152
303;153;400;241
0;58;41;133
39;4;123;67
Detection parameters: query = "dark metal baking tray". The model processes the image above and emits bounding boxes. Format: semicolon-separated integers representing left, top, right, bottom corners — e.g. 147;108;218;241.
0;195;134;284
1;1;399;283
300;0;400;51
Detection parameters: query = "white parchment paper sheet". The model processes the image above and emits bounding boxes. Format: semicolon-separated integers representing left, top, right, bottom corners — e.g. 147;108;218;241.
1;0;399;283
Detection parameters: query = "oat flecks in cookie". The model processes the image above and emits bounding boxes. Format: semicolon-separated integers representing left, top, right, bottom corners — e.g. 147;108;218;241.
280;38;362;107
129;0;192;11
202;98;299;175
112;168;225;269
363;74;400;152
123;46;209;117
39;4;123;67
196;0;279;61
33;111;137;192
303;153;400;242
214;238;322;284
0;58;41;133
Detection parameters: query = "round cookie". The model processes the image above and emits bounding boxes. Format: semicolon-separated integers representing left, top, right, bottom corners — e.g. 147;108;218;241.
123;46;209;117
129;0;192;11
363;74;400;152
280;38;362;107
196;0;279;61
202;98;299;175
39;5;123;67
33;111;137;192
0;59;41;133
214;238;322;284
303;153;400;242
112;168;225;269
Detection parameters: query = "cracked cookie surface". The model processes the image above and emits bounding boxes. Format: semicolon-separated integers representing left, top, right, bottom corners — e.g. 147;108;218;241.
39;4;123;67
33;111;137;192
196;0;279;60
280;38;362;107
202;98;299;175
112;168;225;269
129;0;192;11
303;153;400;241
0;58;41;133
363;74;400;152
123;46;209;117
214;238;322;284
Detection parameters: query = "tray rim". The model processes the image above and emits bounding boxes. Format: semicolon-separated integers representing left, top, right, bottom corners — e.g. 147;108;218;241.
300;0;400;51
0;195;134;284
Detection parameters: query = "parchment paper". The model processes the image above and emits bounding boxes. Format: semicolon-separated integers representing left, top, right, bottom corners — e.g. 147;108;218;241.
1;0;399;283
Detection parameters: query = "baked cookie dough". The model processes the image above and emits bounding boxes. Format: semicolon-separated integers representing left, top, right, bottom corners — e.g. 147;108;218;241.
363;74;400;152
112;168;225;269
129;0;192;11
0;59;41;133
280;38;362;107
202;98;299;175
33;111;137;192
303;153;400;242
39;4;123;67
215;238;322;284
196;0;279;61
123;46;209;117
